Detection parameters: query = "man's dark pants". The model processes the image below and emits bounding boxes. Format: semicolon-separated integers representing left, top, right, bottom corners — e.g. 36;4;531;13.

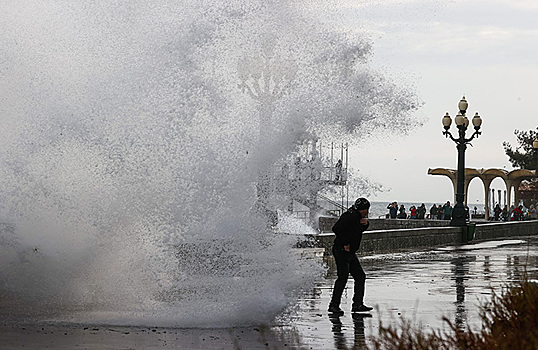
329;246;366;307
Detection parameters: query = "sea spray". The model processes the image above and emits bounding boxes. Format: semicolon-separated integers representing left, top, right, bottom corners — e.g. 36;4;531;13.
0;0;419;327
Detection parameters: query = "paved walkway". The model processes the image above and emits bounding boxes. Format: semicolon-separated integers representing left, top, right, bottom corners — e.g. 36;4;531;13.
2;238;537;349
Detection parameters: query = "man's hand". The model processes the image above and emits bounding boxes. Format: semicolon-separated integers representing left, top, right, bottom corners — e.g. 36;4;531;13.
360;218;368;225
344;244;350;252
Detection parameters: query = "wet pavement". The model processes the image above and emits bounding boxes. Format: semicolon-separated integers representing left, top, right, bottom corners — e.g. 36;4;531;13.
291;237;538;349
2;237;537;349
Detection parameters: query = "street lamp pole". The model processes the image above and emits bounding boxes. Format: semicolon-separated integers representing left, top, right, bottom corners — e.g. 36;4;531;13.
442;96;483;226
238;51;297;217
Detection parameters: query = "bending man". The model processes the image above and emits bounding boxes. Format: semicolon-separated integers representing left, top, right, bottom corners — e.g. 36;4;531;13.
328;197;373;315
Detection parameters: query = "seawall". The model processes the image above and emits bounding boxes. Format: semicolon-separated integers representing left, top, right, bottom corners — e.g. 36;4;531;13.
319;217;450;232
313;220;538;255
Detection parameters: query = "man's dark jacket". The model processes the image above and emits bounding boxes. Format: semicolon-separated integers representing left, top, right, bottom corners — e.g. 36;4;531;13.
332;207;369;254
388;205;397;219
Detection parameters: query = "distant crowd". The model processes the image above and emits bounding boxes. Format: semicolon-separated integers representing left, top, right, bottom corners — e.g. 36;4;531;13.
386;201;454;220
386;202;538;221
489;203;538;221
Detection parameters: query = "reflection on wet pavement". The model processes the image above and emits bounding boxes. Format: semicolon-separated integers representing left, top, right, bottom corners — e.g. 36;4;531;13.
1;238;537;349
329;313;371;349
291;237;538;349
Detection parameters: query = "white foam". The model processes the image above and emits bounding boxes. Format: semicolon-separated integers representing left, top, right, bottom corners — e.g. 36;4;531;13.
0;0;419;327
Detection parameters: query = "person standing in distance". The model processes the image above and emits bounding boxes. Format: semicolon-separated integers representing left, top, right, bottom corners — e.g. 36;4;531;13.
328;197;373;315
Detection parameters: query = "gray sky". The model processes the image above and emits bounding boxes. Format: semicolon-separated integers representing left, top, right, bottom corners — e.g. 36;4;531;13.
337;0;538;204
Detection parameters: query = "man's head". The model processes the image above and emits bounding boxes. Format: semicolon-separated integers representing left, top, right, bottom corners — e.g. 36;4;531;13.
354;197;370;216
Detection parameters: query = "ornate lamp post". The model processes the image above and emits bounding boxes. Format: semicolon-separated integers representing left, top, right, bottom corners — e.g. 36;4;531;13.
442;96;483;226
238;50;297;216
532;135;538;206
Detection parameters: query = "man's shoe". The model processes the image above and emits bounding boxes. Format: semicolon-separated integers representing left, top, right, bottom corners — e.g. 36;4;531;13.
328;304;344;315
351;304;373;313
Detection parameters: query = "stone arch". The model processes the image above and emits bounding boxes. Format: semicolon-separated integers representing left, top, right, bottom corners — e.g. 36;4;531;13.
465;174;487;212
427;168;537;220
463;169;487;205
